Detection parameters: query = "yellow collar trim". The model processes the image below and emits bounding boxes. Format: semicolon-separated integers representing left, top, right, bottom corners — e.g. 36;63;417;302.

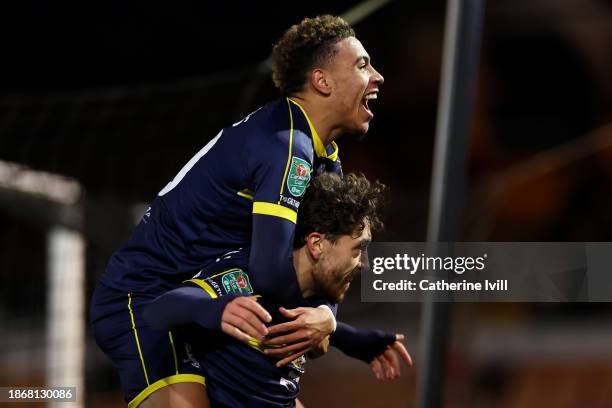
288;98;338;161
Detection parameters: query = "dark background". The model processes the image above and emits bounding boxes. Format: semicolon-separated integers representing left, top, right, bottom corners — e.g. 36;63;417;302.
1;0;611;406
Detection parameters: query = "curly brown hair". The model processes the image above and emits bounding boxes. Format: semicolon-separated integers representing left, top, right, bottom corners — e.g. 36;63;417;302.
271;15;355;96
294;172;386;248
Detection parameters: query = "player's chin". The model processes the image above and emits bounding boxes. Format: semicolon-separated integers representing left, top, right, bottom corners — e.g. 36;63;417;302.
334;292;347;303
345;121;370;139
357;110;375;132
358;121;370;134
335;285;350;303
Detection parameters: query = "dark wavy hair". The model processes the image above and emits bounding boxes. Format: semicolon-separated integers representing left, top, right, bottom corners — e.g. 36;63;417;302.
294;172;386;248
272;15;355;96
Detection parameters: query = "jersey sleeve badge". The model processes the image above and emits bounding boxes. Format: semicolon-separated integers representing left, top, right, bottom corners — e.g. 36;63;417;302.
221;269;254;295
286;156;312;197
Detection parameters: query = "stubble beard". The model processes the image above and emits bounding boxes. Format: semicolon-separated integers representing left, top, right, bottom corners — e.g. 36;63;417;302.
312;262;343;304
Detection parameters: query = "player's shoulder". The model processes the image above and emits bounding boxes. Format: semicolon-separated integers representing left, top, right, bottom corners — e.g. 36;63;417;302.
236;98;314;162
227;98;287;135
187;249;254;298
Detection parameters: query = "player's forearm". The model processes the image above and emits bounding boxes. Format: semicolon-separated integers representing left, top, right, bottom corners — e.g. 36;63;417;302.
330;321;396;363
143;286;235;331
249;215;303;305
249;216;339;315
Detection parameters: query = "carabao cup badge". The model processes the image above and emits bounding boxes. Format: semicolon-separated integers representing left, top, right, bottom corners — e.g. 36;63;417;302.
287;157;311;197
222;270;254;295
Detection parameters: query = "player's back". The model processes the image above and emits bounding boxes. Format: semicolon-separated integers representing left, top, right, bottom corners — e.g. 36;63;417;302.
99;98;318;295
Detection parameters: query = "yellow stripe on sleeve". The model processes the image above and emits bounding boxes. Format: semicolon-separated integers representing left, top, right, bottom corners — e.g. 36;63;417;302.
253;202;297;224
184;279;218;299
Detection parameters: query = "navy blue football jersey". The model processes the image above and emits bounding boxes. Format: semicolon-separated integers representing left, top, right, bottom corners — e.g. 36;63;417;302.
99;98;342;302
182;249;314;407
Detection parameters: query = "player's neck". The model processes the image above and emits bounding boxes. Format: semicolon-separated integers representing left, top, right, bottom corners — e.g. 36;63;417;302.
292;247;317;298
288;94;337;146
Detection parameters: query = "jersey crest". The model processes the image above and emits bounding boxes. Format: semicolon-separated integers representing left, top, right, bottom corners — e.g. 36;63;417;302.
221;270;254;295
286;157;311;197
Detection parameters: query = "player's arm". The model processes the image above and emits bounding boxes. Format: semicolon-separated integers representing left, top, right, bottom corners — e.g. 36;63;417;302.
330;322;413;380
263;307;408;369
142;286;272;342
249;216;337;365
329;321;396;362
245;128;336;333
261;305;337;367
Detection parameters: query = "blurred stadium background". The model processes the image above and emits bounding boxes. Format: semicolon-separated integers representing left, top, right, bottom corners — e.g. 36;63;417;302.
1;0;611;406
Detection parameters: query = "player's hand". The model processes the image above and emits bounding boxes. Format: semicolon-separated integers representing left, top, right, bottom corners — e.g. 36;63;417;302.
220;296;272;344
369;334;413;381
307;335;330;359
262;306;335;367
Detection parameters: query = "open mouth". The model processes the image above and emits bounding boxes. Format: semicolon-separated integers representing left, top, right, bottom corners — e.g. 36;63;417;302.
344;267;360;286
340;269;359;294
361;91;378;117
342;279;352;292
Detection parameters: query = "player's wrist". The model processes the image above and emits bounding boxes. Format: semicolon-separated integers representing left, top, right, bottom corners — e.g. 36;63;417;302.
195;294;238;330
330;323;396;363
317;304;337;332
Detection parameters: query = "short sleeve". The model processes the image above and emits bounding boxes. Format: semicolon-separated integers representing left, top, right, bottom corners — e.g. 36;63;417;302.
248;129;313;224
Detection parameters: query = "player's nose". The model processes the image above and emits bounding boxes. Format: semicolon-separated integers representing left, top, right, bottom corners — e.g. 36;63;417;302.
354;263;364;276
371;66;384;86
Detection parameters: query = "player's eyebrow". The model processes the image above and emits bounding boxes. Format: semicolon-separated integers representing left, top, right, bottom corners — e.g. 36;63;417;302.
357;238;372;250
355;55;370;65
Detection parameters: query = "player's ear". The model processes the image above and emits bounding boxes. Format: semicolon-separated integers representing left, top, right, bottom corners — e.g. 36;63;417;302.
310;68;332;96
306;232;324;261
